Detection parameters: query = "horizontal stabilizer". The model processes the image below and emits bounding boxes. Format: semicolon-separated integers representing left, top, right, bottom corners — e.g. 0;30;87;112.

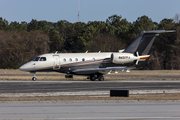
139;30;175;35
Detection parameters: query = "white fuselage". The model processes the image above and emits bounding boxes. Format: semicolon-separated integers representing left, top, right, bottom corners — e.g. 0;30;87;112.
19;52;113;72
19;52;148;75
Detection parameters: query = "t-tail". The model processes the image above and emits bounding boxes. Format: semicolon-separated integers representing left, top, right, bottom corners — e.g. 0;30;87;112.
122;30;175;65
123;30;175;55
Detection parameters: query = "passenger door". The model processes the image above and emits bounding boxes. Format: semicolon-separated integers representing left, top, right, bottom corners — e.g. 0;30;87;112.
53;55;60;70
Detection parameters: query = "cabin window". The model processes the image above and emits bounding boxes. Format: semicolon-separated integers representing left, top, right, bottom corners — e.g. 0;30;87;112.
82;58;85;61
75;58;78;61
39;57;46;61
63;58;66;62
32;57;40;61
69;58;72;62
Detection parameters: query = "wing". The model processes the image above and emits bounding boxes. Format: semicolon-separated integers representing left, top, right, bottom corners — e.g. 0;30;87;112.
73;67;135;75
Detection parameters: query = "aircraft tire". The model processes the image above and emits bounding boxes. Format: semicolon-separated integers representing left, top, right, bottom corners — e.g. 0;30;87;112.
90;75;96;81
32;77;36;81
98;76;104;81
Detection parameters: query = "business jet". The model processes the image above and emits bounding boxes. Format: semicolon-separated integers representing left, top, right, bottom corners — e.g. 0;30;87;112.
19;30;175;81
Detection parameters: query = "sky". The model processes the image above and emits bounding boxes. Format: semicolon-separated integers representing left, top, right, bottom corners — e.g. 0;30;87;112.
0;0;180;24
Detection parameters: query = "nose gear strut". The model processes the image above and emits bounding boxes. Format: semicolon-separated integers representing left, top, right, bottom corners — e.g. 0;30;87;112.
31;72;37;81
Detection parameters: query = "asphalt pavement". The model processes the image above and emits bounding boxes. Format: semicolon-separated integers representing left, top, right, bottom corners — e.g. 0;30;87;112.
0;80;180;93
0;100;180;120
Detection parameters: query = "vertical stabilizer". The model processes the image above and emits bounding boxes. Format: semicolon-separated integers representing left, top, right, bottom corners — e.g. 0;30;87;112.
123;30;175;55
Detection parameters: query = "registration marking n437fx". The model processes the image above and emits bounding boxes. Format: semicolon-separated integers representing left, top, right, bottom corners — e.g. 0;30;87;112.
119;56;130;59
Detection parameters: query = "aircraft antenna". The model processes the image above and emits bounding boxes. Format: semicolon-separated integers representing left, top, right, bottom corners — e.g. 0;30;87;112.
78;0;80;22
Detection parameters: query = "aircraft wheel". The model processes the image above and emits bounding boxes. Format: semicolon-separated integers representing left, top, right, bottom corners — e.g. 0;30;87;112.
32;77;37;81
90;75;96;81
98;76;104;81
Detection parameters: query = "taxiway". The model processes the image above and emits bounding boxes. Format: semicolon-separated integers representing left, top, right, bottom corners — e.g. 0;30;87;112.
0;80;180;93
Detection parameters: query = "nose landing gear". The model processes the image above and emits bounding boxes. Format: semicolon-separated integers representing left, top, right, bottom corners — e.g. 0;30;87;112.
32;77;36;81
31;72;37;81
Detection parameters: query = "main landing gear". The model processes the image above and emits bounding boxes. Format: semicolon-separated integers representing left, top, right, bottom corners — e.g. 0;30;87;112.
89;74;104;81
65;74;74;78
31;72;37;81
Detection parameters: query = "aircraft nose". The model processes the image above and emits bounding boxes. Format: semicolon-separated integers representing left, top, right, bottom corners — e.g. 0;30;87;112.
19;62;34;72
19;65;26;71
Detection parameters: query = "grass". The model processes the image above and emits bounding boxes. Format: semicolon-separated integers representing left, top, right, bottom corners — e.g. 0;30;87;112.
1;69;180;80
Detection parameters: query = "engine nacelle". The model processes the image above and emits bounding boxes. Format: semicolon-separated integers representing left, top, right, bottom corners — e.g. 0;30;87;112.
111;53;138;64
111;53;150;65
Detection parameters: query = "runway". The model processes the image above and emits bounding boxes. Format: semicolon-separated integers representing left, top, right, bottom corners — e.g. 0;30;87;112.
0;80;180;93
0;100;180;120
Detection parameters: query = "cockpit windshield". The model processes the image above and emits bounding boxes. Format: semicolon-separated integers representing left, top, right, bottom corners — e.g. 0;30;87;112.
32;57;40;61
32;57;46;61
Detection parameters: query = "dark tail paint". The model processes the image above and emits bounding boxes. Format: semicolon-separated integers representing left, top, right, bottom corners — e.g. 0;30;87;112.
123;30;175;55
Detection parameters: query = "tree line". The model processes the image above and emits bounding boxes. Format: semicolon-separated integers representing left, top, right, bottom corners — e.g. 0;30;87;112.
0;14;180;70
